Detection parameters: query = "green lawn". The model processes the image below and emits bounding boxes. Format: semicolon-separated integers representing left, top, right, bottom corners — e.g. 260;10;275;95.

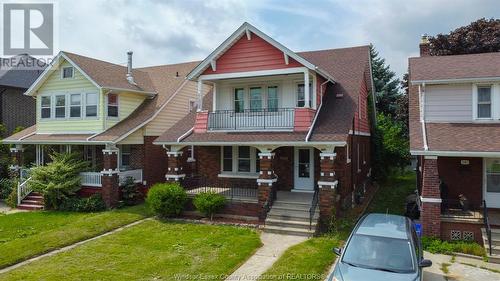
0;220;261;281
261;237;340;281
0;204;151;268
367;171;416;215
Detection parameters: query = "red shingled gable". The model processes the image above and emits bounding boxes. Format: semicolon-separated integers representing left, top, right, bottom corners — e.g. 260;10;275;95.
202;32;303;75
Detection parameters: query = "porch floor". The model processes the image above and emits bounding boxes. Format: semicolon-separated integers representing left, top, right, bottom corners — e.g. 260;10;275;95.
186;187;257;203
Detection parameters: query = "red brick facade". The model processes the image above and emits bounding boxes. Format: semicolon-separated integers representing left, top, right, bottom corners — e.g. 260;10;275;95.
437;157;482;208
421;157;441;237
101;149;119;208
441;221;483;245
143;136;168;187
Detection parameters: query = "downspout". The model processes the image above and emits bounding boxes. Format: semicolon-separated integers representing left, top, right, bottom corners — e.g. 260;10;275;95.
306;79;331;142
419;83;429;150
177;127;194;143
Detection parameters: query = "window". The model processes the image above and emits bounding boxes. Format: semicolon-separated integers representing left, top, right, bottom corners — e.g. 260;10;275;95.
223;146;232;172
55;95;66;118
189;100;197;112
486;159;500;193
234;88;245;113
70;94;81;118
107;93;118;117
267;86;278;111
62;67;74;79
85;93;98;117
256;150;260;173
249;87;262;111
477;86;492;118
297;83;312;107
238;146;251;172
120;145;131;170
41;96;51;119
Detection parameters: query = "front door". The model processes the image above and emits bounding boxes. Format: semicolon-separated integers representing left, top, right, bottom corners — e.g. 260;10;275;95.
294;147;314;191
485;159;500;208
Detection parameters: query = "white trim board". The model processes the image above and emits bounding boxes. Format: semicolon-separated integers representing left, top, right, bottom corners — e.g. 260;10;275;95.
411;150;500;157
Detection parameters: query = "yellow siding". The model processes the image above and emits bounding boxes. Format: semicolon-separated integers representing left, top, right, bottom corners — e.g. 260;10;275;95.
144;81;204;136
36;60;102;133
117;128;144;144
105;92;146;129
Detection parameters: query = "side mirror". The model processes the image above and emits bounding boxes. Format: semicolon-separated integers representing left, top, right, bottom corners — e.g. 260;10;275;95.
419;259;432;268
333;247;342;256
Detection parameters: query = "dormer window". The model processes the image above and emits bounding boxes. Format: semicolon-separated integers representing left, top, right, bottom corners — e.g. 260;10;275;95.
107;93;119;118
62;67;74;79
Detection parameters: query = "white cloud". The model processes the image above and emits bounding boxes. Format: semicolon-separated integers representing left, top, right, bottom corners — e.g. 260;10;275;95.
54;0;499;78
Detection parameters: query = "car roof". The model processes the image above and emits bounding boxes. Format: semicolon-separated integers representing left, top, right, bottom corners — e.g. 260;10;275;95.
355;213;410;240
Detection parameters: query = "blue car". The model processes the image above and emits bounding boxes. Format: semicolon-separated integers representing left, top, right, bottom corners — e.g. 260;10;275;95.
328;213;432;281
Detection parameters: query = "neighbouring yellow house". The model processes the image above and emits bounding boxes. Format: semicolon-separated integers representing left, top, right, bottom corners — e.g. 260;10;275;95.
3;50;208;208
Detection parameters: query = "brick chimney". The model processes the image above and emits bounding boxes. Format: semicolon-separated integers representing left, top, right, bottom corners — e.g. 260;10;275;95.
419;34;430;57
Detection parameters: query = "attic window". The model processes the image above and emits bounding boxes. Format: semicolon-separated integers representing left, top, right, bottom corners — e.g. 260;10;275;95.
62;67;74;79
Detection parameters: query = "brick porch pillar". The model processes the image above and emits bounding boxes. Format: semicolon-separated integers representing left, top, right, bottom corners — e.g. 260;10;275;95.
421;156;441;237
9;144;23;178
165;151;185;182
318;152;338;224
101;144;120;208
257;152;277;219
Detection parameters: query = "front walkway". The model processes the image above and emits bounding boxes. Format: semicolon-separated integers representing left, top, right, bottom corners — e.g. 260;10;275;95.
424;251;500;281
226;232;307;280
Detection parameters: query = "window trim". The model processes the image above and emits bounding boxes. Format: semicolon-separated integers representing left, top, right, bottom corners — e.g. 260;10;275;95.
119;145;131;170
267;85;279;111
61;66;74;79
473;84;495;120
54;94;67;119
69;93;82;119
106;93;119;119
40;95;52;119
249;86;263;111
233;87;245;113
85;92;99;118
296;82;312;108
219;146;259;176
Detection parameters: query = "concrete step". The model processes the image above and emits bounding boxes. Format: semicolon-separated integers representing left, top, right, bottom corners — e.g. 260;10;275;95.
488;255;500;264
270;203;316;212
17;204;44;210
30;192;42;196
268;209;319;220
266;218;317;229
25;195;43;201
263;225;315;237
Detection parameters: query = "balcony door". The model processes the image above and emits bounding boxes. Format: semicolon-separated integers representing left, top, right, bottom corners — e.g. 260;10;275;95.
294;147;314;191
484;159;500;208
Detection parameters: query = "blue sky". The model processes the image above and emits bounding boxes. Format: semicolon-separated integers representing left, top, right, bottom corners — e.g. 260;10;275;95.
52;0;500;79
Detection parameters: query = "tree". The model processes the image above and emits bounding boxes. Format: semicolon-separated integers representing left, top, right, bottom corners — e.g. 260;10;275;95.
429;18;500;55
377;113;410;171
0;124;11;179
396;73;409;137
370;45;401;117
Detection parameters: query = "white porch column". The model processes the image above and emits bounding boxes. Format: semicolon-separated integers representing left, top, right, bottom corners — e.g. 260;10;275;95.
197;79;203;112
304;69;310;108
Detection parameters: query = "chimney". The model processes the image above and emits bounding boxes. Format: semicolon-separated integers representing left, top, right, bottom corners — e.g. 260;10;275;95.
126;51;136;85
419;34;430;57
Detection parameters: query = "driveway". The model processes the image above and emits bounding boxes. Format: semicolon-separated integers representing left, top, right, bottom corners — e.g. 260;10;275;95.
424;252;500;281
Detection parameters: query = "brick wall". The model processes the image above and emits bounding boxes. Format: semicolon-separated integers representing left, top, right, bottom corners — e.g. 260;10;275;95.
441;221;483;245
0;86;36;134
130;145;144;170
421;157;441;237
143;136;168;187
273;147;293;191
185;198;260;218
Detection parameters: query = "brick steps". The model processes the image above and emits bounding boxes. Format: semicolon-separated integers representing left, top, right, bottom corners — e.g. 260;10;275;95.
18;191;44;211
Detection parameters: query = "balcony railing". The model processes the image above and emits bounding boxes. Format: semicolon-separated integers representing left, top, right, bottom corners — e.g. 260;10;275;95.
119;169;143;186
208;108;294;131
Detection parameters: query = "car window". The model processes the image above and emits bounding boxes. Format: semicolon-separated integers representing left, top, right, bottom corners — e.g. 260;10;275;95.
342;234;415;273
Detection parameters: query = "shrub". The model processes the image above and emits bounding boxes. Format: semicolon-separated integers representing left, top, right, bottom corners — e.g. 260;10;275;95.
120;177;142;205
193;191;226;220
0;178;14;199
58;194;106;212
422;236;486;257
29;152;88;209
146;182;187;217
6;188;17;208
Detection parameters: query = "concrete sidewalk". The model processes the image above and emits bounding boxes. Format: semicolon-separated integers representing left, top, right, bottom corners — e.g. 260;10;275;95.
226;232;307;281
424;251;500;281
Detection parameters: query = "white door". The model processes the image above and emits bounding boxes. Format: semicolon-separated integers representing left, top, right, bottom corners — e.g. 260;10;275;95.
294;147;314;191
484;159;500;208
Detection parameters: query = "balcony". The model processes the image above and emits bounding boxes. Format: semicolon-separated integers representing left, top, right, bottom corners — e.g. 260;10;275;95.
79;169;143;187
207;108;295;131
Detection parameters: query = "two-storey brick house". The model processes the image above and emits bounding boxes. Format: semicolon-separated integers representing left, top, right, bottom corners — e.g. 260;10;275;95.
155;23;374;234
410;36;500;252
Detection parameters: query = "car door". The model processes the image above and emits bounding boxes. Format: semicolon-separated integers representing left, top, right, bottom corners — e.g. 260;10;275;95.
411;223;424;280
